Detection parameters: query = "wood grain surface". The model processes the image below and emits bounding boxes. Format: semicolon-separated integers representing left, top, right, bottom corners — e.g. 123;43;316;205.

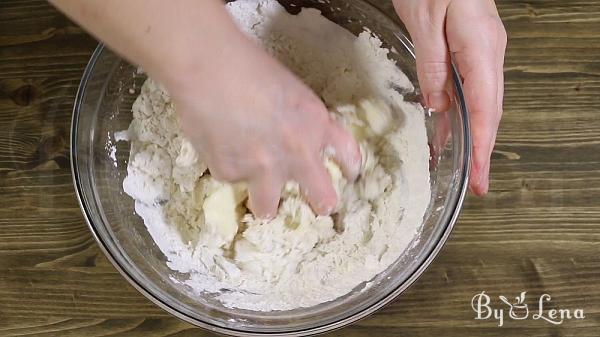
1;0;599;336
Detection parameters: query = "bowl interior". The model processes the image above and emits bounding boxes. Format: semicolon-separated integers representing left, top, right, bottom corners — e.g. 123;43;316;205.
71;0;469;335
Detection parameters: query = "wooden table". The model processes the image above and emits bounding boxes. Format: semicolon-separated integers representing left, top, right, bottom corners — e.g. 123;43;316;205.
1;0;598;336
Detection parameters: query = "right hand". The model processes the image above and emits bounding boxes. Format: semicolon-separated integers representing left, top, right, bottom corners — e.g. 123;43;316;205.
169;31;361;219
48;0;361;218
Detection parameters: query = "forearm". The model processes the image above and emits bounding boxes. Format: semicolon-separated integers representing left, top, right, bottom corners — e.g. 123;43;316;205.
50;0;244;90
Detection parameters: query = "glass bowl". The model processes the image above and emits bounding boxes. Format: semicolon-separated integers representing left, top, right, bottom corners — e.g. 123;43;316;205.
70;0;470;335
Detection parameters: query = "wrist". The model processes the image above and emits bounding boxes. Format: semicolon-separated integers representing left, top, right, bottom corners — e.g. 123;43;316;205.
159;30;248;108
139;0;245;94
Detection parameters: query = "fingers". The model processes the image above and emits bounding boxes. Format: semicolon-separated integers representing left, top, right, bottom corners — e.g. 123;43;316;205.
293;157;338;216
251;125;348;218
326;121;362;181
446;1;505;195
488;21;507;193
396;0;506;196
454;51;498;195
395;0;452;112
247;173;284;219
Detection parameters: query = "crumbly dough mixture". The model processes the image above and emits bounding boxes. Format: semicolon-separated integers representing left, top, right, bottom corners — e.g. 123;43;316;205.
121;0;430;311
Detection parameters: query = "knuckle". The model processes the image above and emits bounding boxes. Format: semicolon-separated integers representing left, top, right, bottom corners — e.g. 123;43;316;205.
296;142;315;164
495;108;504;125
211;162;240;182
282;124;318;161
253;150;276;174
422;2;447;29
307;103;329;125
478;16;499;36
479;15;505;41
281;124;301;152
498;24;508;48
286;90;326;115
303;101;330;127
398;0;446;30
420;61;449;86
459;16;506;56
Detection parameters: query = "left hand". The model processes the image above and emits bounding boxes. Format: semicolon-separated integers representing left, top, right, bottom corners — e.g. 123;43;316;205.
393;0;507;195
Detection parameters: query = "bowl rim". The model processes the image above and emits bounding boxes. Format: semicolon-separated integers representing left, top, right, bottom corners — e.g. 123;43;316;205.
70;4;471;337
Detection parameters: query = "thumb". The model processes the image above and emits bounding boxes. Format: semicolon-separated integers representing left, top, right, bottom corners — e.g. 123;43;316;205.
396;4;452;112
247;173;284;219
326;120;362;181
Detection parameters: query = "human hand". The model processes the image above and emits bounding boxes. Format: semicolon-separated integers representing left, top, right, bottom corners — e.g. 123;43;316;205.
48;0;361;217
169;31;361;219
393;0;507;195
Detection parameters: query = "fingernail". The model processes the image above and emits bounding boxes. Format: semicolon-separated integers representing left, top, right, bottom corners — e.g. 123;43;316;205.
470;161;485;196
483;162;491;194
348;156;361;181
258;213;275;221
478;163;490;195
427;91;450;112
317;202;335;216
254;207;276;220
480;176;489;195
341;142;362;182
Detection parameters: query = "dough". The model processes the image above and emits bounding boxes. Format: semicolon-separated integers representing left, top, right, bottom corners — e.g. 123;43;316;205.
121;0;431;311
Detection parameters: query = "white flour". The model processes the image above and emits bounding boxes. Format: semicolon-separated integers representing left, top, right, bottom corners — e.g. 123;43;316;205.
120;0;430;311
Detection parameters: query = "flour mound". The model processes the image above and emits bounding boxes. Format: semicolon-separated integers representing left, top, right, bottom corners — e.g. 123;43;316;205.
121;0;430;311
